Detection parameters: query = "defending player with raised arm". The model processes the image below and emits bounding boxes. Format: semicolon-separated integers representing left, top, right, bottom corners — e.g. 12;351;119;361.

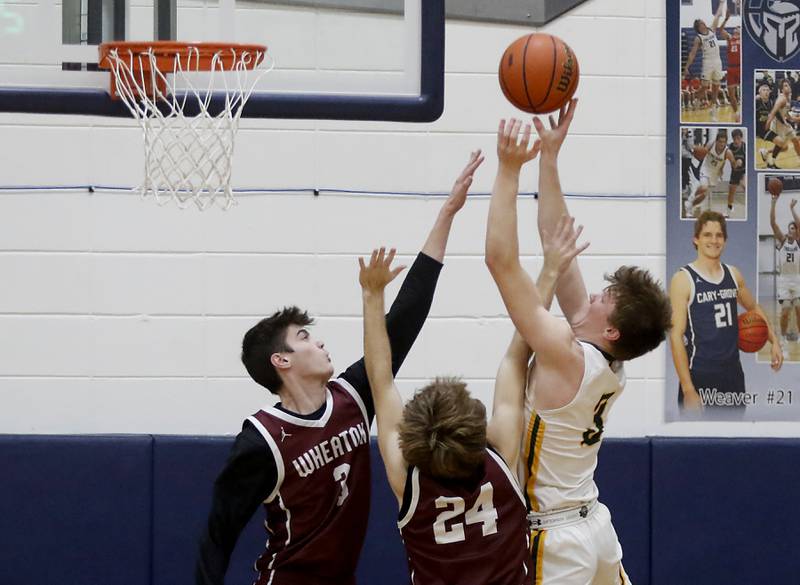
358;218;587;585
670;211;782;413
770;196;800;355
717;14;741;121
486;100;671;584
194;151;484;585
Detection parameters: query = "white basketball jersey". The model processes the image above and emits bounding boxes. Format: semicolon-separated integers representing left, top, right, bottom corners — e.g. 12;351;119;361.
520;342;626;513
698;30;721;62
701;144;728;179
778;238;800;277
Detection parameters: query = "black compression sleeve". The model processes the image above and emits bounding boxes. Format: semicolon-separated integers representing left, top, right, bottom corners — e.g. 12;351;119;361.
195;421;277;585
340;252;443;421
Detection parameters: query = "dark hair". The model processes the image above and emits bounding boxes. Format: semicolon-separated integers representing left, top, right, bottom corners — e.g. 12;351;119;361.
605;267;672;361
693;210;727;249
781;78;792;91
693;19;703;33
241;306;313;394
399;378;487;480
732;129;743;139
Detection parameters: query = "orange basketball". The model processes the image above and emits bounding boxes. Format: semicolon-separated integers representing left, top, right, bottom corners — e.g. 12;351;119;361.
693;146;708;160
498;33;580;114
738;310;769;353
768;177;783;197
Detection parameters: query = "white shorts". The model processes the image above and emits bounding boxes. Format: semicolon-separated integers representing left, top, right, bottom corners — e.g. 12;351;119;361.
702;59;724;83
689;171;717;196
778;277;800;302
770;119;797;141
529;503;630;585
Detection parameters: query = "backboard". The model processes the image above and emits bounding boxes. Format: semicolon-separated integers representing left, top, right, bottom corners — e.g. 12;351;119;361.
0;0;443;121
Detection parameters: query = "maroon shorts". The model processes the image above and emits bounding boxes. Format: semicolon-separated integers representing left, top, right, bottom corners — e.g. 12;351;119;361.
727;68;740;86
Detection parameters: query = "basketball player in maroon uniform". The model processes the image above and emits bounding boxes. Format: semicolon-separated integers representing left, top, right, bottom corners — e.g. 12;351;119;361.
358;217;587;585
195;151;485;585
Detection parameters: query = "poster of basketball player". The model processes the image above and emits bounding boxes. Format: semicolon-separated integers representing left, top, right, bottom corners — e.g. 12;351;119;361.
753;69;800;171
680;0;741;124
757;175;800;364
680;126;747;221
667;0;800;422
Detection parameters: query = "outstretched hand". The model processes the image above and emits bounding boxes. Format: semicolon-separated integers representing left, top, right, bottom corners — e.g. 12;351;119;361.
541;214;589;276
497;118;541;170
359;247;406;294
532;98;578;157
791;199;797;211
443;150;485;215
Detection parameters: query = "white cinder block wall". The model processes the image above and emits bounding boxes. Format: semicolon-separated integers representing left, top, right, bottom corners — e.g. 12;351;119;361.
1;0;797;437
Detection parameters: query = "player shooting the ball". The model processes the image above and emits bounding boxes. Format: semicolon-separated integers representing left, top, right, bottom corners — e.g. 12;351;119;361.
485;98;671;584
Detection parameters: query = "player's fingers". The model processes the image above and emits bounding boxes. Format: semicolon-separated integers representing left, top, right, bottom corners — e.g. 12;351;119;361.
510;118;522;144
358;257;366;271
498;119;507;145
370;248;379;266
390;265;407;280
528;139;541;160
521;123;532;146
385;247;397;266
376;247;385;264
548;114;556;130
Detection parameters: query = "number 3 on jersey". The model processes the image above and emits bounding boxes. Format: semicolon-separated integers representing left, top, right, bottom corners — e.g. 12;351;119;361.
433;482;498;544
333;463;350;506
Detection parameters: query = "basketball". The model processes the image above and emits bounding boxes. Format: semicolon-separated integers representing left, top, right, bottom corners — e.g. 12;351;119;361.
738;310;769;353
498;33;580;114
768;177;783;197
692;145;708;160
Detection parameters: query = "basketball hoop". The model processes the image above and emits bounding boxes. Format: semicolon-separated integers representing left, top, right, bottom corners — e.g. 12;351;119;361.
98;41;272;210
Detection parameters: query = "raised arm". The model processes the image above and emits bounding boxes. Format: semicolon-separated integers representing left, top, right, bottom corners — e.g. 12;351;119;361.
485;118;580;367
683;37;701;79
360;247;409;503
533;99;591;324
668;270;702;410
791;198;799;227
717;12;731;40
340;152;483;416
486;214;588;467
711;0;726;30
732;265;783;371
770;195;786;246
422;150;484;261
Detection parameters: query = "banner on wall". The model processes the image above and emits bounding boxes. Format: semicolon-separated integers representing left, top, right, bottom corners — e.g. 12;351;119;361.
666;0;800;422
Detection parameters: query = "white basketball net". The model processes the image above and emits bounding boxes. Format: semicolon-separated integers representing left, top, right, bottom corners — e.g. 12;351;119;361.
104;45;273;210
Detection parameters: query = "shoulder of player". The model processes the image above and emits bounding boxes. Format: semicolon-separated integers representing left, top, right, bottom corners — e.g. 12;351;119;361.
670;268;692;293
725;264;747;286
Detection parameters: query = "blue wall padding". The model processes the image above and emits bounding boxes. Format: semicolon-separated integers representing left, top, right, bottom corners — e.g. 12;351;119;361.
0;434;153;585
151;435;264;585
594;438;651;585
3;434;800;585
651;438;800;585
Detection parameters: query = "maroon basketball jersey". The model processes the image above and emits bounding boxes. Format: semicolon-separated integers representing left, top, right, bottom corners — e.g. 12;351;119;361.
398;449;531;585
248;379;371;585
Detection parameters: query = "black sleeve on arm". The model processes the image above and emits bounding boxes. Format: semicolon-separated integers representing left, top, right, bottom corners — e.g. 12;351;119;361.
195;421;278;585
340;252;443;421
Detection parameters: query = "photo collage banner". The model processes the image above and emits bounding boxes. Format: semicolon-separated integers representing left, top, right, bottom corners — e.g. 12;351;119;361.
666;0;800;421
